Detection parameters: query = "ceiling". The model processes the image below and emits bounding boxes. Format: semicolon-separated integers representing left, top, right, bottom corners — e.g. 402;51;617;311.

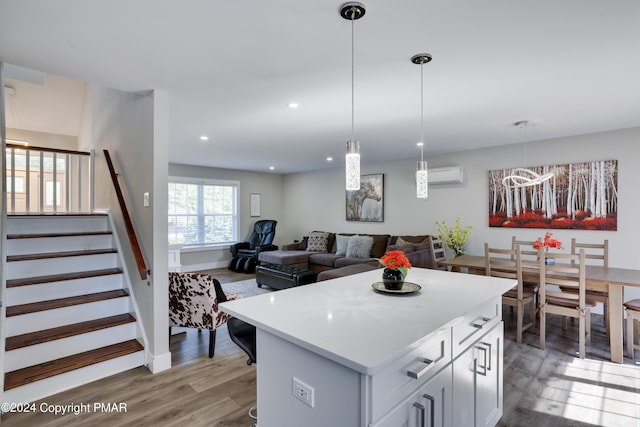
1;0;639;174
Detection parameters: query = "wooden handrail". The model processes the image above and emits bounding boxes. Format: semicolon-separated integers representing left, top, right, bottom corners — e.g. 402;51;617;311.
6;143;91;156
103;149;148;280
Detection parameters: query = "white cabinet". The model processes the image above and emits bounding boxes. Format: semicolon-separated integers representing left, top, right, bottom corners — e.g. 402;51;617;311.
375;365;452;427
453;323;503;427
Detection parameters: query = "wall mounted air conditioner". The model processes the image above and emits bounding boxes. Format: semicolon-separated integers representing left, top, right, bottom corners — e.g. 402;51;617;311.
428;165;464;184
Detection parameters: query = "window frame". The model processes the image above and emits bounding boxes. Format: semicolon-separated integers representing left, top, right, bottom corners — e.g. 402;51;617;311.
168;176;239;248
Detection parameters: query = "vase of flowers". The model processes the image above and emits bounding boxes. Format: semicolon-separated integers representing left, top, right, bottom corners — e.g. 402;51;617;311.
533;232;563;265
435;217;473;257
378;250;412;290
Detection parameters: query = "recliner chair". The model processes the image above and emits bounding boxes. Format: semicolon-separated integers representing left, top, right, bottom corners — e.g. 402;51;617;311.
229;219;278;273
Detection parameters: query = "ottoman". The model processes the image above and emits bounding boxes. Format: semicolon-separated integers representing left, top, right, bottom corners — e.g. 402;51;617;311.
256;263;317;290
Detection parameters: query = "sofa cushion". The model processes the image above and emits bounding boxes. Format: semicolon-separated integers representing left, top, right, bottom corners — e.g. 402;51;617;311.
317;263;380;281
346;235;375;258
390;235;430;246
306;231;331;252
309;253;343;268
259;250;317;266
335;257;379;268
335;234;350;256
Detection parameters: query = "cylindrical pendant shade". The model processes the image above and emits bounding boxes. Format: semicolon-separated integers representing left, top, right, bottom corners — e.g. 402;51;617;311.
416;160;428;199
346;140;360;190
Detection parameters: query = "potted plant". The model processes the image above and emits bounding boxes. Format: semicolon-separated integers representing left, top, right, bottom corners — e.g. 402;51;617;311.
435;217;473;257
378;250;412;290
533;232;563;265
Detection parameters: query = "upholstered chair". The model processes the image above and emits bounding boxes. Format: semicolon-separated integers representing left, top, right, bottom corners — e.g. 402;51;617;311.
229;219;278;273
168;272;239;358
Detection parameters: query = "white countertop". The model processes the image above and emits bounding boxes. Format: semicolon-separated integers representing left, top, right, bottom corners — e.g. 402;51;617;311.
220;267;514;375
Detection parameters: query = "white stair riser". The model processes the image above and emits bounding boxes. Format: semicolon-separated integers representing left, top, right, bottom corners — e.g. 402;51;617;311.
5;323;139;372
6;216;110;234
6;253;119;279
6;275;124;306
7;234;115;256
2;351;145;405
6;298;131;336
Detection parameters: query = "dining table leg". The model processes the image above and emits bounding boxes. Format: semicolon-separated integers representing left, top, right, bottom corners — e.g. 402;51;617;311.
608;284;624;363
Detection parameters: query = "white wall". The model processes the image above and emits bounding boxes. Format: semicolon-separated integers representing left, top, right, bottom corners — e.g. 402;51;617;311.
168;163;284;270
78;85;170;372
6;128;77;150
282;127;640;305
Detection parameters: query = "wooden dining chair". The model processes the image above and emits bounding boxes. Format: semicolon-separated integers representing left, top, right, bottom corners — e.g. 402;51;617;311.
428;236;447;270
623;299;640;360
511;235;541;308
485;243;535;343
538;248;597;359
571;238;610;335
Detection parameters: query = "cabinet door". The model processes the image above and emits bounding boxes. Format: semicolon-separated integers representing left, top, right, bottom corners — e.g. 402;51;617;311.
375;365;452;427
452;323;503;427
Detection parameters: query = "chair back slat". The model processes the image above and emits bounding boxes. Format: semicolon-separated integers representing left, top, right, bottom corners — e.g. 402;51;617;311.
511;236;538;259
485;243;522;295
571;238;608;268
429;236;447;269
539;248;587;309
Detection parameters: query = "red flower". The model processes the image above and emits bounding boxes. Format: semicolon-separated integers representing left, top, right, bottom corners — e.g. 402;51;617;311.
533;232;562;251
379;250;412;269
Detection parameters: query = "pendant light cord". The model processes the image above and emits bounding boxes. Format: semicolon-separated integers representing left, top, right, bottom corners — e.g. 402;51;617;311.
351;11;355;143
420;61;424;162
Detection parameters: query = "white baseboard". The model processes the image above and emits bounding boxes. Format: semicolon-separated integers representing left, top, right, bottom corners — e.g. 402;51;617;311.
181;261;228;272
148;350;172;373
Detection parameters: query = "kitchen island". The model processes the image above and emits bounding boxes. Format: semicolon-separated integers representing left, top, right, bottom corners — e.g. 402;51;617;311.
221;267;515;427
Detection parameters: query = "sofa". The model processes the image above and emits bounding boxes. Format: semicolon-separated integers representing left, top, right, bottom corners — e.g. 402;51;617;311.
257;232;438;279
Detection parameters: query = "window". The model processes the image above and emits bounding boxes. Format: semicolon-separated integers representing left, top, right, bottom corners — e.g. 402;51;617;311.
168;178;238;246
45;181;61;206
6;176;25;193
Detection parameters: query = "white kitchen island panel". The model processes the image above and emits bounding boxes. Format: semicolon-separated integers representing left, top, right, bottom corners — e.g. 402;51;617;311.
221;267;515;427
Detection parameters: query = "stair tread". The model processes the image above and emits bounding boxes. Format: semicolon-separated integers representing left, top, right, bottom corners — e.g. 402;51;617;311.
7;231;112;239
4;339;144;390
6;268;123;288
6;313;137;351
6;289;129;317
7;248;117;262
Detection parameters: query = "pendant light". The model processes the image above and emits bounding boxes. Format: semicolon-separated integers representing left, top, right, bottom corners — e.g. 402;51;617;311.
411;53;432;199
501;120;553;188
341;2;366;191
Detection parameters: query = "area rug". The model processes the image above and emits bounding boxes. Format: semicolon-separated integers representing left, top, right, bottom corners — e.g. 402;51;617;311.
222;278;271;299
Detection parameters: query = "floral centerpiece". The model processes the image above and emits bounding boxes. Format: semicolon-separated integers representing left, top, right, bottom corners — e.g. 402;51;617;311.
378;250;412;290
533;232;562;265
435;217;473;257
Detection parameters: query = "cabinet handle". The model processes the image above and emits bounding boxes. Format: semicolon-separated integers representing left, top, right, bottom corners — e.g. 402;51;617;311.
476;342;492;376
471;316;492;329
407;357;434;379
413;402;426;427
423;393;435;427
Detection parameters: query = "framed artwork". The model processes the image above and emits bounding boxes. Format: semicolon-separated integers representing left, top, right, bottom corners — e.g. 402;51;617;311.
346;173;384;222
489;160;617;230
250;193;261;217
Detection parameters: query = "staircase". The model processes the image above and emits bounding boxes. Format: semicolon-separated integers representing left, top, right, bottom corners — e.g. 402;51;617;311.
2;213;146;404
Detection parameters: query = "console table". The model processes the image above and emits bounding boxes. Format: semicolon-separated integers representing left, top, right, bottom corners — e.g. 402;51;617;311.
221;268;515;426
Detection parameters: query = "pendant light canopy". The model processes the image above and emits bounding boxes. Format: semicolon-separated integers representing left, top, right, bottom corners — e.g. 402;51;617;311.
341;2;366;191
412;53;432;199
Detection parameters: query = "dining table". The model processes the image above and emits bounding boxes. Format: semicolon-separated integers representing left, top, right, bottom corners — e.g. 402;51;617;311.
440;254;640;364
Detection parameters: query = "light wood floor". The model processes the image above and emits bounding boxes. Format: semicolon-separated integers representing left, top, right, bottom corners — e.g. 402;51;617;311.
2;268;639;426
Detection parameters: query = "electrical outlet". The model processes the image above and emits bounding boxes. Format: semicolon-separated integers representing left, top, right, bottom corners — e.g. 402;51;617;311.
292;377;315;408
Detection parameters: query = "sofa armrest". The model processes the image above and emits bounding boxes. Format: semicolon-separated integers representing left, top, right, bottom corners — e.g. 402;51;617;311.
255;244;279;255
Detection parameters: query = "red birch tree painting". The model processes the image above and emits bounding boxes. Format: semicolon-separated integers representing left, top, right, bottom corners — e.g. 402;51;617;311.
489;160;617;230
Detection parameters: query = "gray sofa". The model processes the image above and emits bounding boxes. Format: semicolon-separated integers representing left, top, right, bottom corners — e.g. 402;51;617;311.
258;232;438;280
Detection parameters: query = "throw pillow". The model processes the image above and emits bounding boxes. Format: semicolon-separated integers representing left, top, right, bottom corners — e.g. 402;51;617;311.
395;236;411;246
306;231;330;252
395;236;429;246
346;235;375;258
335;235;350;256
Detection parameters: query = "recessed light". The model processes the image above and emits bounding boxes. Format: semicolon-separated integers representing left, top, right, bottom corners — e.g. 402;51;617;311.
326;157;333;162
269;166;275;170
200;135;209;141
288;102;299;109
